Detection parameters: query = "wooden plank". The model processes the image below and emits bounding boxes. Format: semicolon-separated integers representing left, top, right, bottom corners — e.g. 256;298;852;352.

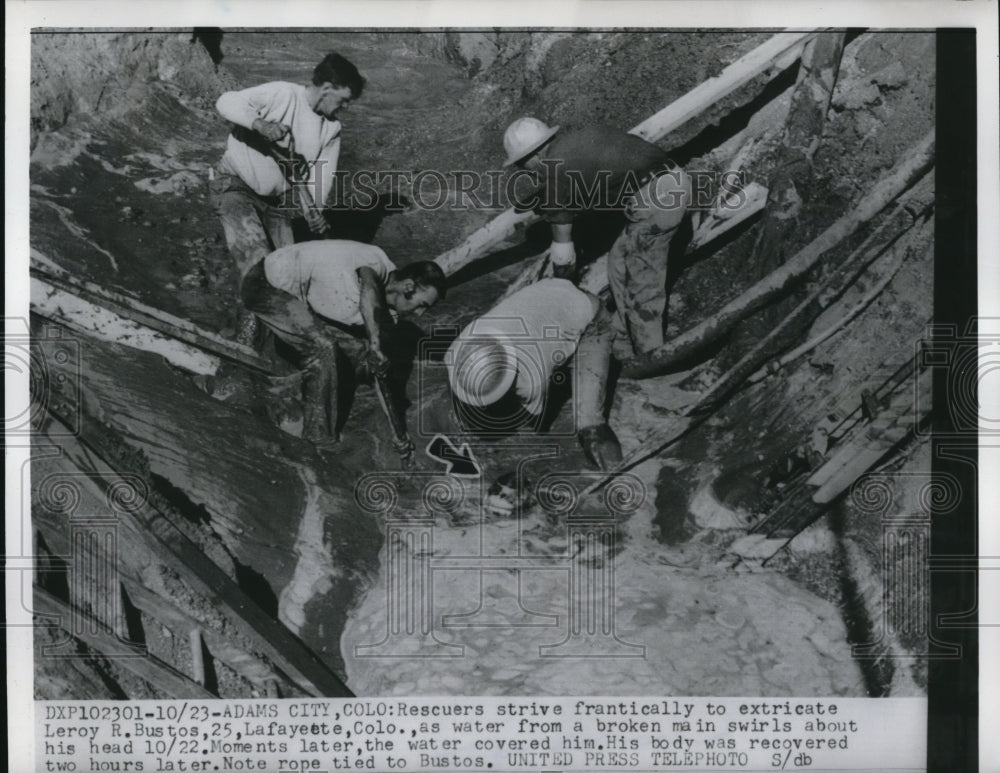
31;249;272;374
121;579;298;694
30;453;300;697
434;31;817;277
811;370;932;504
31;277;222;376
631;31;818;142
33;586;217;699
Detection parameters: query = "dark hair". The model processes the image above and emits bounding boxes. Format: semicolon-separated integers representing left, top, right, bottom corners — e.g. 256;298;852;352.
313;53;365;99
395;261;447;301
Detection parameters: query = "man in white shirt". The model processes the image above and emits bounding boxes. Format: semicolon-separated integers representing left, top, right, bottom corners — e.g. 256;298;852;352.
210;52;364;344
242;240;447;449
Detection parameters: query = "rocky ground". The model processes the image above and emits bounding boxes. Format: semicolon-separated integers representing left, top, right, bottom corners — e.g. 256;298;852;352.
30;29;935;698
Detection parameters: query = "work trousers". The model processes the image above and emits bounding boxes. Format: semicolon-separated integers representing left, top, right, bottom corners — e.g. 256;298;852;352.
209;172;296;344
241;261;348;444
606;169;689;355
574;304;616;430
575;169;689;430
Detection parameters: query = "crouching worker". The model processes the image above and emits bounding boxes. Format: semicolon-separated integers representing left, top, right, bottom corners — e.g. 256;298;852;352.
242;240;446;449
445;278;621;470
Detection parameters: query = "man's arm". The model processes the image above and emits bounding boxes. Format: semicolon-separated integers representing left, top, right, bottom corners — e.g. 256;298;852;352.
356;266;390;370
216;83;293;139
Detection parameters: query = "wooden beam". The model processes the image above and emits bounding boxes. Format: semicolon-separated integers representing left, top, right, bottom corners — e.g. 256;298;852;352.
31;277;222;376
434;30;818;277
120;579;298;694
630;31;819;142
30;448;304;697
33;586;217;699
31;249;272;374
809;369;932;503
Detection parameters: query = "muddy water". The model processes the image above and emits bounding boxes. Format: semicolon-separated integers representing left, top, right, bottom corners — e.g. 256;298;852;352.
30;32;868;696
342;452;864;696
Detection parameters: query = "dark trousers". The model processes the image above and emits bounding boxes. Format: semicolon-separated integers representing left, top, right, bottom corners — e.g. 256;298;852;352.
209;172;296;345
241;261;347;444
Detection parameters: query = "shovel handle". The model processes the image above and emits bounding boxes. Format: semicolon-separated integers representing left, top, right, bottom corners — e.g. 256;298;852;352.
269;138;330;235
373;372;415;468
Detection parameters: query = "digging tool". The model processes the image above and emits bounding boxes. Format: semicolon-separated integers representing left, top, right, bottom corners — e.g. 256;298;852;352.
372;371;416;469
269;137;331;235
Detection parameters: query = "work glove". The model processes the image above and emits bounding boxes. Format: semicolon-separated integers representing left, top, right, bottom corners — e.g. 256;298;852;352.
549;239;576;267
253;119;290;143
577;423;624;472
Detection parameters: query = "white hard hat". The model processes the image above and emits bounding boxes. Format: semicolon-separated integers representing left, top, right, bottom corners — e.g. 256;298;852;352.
447;336;517;407
502;117;560;167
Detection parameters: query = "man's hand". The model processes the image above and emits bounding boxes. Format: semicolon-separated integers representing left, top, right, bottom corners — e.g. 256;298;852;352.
291;186;330;234
253;118;290;143
365;348;391;379
302;202;329;235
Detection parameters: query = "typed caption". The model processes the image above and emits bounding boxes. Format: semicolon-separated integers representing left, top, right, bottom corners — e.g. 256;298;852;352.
37;696;925;772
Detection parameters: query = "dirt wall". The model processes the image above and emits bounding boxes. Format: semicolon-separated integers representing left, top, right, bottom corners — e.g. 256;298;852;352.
31;31;234;147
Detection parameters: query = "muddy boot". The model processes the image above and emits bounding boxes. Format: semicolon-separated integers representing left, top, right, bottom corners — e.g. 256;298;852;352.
235;307;261;349
577;423;624;471
301;346;340;447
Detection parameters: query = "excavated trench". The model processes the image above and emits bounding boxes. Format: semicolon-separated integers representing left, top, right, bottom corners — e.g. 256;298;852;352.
29;30;935;699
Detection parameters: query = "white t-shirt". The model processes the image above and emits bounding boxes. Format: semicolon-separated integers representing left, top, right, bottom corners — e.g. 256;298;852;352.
264;240;396;327
450;278;597;414
217;82;342;199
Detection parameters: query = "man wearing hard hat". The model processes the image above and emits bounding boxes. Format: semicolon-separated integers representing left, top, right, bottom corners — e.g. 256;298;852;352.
498;118;692;468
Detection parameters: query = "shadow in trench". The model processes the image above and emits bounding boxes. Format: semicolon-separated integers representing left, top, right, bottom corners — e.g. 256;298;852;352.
192;28;225;66
830;508;894;696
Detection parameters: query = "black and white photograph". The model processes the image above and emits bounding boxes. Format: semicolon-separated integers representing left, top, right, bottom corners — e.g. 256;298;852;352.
6;3;998;772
